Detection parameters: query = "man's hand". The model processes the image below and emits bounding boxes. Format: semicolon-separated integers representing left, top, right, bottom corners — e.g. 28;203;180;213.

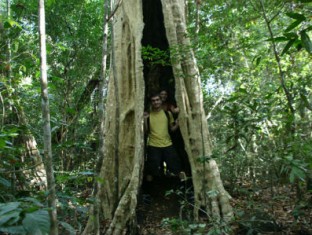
144;112;149;119
170;119;179;132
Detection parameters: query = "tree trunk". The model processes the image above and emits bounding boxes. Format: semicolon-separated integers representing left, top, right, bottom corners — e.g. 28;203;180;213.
18;107;47;188
84;0;233;234
87;0;145;234
38;0;58;234
82;0;110;234
161;0;233;222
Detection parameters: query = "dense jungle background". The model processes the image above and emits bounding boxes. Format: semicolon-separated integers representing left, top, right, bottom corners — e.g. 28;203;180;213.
0;0;312;234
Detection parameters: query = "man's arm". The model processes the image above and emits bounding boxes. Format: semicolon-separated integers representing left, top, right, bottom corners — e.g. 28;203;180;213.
144;112;149;133
170;120;179;132
168;112;179;132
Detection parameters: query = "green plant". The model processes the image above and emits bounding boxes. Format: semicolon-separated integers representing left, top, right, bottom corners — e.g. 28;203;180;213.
142;45;171;66
0;197;77;235
162;217;232;235
280;155;307;184
0;200;50;234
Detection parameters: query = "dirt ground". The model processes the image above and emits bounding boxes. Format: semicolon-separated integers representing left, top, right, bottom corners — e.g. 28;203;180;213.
136;178;312;235
137;177;184;235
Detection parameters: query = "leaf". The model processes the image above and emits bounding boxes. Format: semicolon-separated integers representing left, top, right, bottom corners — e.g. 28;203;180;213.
0;211;21;227
3;19;22;29
59;221;76;235
0;177;11;188
294;0;312;2
267;36;288;42
255;56;261;67
0;225;26;234
51;125;59;133
300;31;312;54
284;32;298;39
22;209;50;234
19;197;44;207
46;0;56;7
289;166;306;183
286;12;306;21
281;38;297;55
252;56;262;67
284;20;304;33
0;202;21;217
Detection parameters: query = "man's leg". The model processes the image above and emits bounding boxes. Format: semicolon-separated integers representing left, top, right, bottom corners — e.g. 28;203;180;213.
163;145;182;176
164;146;188;187
146;146;162;178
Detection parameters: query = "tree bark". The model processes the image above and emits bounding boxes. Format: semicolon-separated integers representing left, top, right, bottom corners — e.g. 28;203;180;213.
84;0;145;234
84;0;233;233
18;107;47;188
38;0;58;234
161;0;233;222
99;0;145;232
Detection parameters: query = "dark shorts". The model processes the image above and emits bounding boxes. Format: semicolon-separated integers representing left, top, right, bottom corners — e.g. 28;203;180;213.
146;145;182;177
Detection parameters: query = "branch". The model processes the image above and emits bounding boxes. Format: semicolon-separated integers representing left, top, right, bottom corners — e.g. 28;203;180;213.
0;161;44;174
206;92;224;120
107;0;123;22
259;0;295;116
0;92;5;128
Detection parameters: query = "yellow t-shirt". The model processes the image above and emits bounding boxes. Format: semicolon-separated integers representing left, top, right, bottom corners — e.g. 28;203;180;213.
148;110;174;147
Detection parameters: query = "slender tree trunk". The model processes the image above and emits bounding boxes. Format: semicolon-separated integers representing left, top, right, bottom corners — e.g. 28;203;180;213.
82;0;110;234
6;0;12;82
38;0;58;234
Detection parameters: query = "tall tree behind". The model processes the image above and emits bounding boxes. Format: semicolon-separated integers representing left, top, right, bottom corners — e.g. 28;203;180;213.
38;0;58;234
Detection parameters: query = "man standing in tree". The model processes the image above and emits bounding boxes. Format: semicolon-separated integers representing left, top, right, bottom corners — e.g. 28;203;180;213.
144;93;185;181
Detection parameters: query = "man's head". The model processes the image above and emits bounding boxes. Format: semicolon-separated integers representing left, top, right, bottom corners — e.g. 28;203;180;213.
150;93;162;110
159;90;168;102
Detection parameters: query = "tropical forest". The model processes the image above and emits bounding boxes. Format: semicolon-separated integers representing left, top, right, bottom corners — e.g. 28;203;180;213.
0;0;311;234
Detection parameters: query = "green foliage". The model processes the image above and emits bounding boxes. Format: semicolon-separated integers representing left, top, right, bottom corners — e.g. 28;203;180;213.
280;155;307;183
282;8;312;55
3;19;22;29
196;1;312;205
142;45;170;66
236;212;281;235
56;171;94;192
59;221;76;235
55;171;93;232
0;200;50;234
162;217;232;235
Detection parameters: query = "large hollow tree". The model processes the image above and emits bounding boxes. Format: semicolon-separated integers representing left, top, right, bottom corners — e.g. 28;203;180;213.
84;0;233;234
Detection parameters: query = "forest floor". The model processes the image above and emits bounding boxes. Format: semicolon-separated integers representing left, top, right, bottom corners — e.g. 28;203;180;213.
137;176;184;235
136;177;312;235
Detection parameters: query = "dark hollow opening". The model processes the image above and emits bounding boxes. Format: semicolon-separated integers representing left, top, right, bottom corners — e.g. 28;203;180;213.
141;0;191;176
142;0;175;106
139;1;193;224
